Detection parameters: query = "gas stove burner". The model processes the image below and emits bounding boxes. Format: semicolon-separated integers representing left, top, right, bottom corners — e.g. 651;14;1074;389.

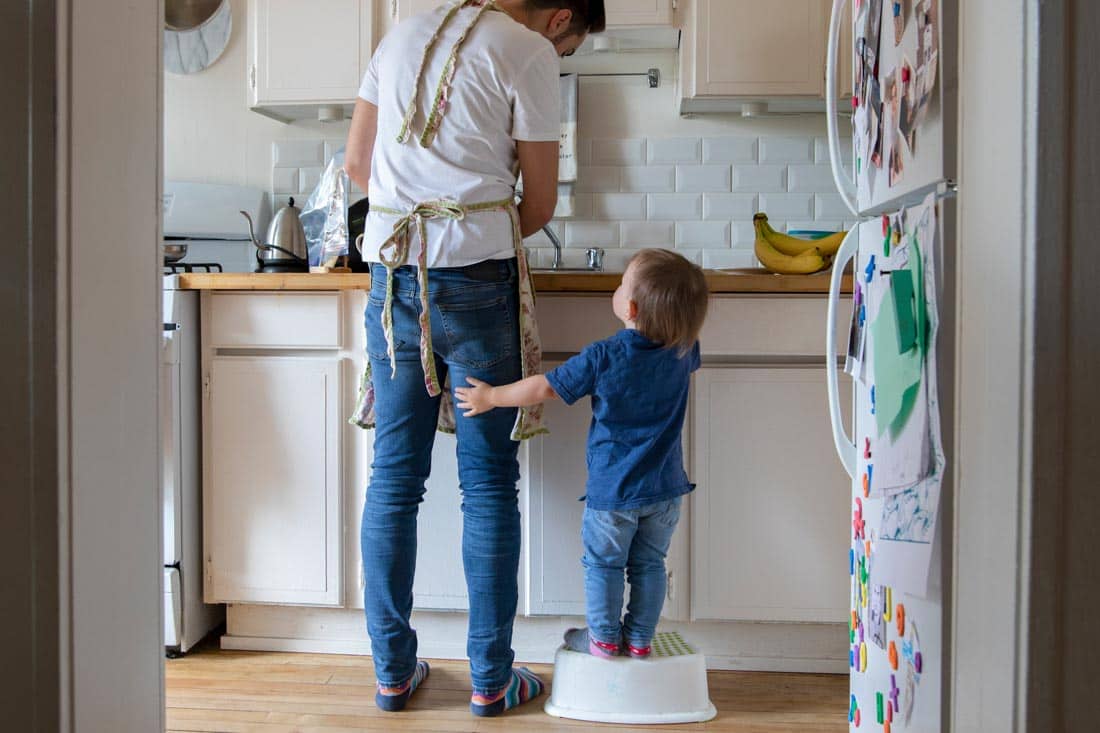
164;262;223;274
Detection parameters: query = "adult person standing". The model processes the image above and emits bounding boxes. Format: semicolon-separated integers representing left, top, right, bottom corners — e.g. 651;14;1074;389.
344;0;606;718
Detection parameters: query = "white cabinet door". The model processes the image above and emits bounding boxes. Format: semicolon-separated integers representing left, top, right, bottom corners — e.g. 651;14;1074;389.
394;0;443;23
691;366;850;623
605;0;675;27
525;379;591;615
249;0;372;105
691;0;828;97
525;363;690;619
205;356;342;606
348;428;469;611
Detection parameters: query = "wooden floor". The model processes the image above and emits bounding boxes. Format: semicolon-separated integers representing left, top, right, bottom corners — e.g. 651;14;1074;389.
166;644;848;732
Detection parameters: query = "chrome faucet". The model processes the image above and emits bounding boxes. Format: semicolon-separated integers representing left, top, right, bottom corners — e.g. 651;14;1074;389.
542;224;564;269
540;224;604;271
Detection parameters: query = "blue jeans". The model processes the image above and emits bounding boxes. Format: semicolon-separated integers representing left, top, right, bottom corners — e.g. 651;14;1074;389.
581;497;682;648
361;260;522;694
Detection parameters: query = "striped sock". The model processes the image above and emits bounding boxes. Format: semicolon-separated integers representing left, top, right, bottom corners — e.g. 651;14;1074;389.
469;667;544;717
374;660;430;712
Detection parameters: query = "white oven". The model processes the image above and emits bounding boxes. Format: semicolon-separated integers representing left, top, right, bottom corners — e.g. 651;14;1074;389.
162;281;222;654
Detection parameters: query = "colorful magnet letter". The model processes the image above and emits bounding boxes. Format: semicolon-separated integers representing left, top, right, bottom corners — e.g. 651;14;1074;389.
887;699;894;721
884;588;893;620
865;255;876;283
882;215;890;236
876;692;884;724
862;472;870;497
871;385;877;415
888;640;899;669
889;674;900;712
865;539;872;558
864;437;872;459
914;651;923;673
849;694;858;722
860;642;868;671
896;604;905;636
855;708;861;726
884;720;891;733
850;548;856;576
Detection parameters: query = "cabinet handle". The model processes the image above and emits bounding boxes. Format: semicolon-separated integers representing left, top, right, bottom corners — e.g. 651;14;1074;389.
249;64;257;90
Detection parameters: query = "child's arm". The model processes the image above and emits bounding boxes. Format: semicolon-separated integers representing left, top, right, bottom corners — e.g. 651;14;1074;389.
455;375;558;417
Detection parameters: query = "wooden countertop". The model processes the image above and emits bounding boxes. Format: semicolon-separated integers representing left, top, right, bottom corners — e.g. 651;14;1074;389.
177;269;853;295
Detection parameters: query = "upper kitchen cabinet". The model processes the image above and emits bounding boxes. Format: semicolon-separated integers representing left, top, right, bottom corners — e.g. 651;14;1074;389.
679;0;849;113
248;0;373;122
392;0;442;23
604;0;676;27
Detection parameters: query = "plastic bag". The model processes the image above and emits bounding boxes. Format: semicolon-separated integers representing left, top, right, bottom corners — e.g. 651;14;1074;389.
301;148;349;267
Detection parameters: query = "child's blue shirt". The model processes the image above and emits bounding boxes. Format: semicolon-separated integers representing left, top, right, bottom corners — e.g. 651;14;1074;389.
545;329;700;511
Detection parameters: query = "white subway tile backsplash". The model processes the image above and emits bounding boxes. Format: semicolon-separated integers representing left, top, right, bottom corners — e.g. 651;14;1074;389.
676;249;703;265
575;138;593;166
676;221;730;248
576;166;622;193
702;137;757;164
647;194;702;221
562;193;594;220
786;220;844;233
323;138;345;164
703;249;758;270
299;166;323;194
647;137;702;164
599;249;637;272
592;138;646;165
564;221;620;248
787;164;837;193
676;165;731;193
621;221;674;248
815;193;855;220
814;136;854;165
273;139;324;168
759;136;814;164
731;220;757;248
621;166;675;193
758;193;814;219
272;167;299;195
591;193;647;220
732;164;787;193
704;193;757;220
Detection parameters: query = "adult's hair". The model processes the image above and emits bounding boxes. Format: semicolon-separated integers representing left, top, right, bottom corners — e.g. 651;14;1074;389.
527;0;607;35
628;248;709;356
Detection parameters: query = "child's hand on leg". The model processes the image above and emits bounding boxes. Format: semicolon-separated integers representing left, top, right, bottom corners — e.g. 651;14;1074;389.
456;377;496;417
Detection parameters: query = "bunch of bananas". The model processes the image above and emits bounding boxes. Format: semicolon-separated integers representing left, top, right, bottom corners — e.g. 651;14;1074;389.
753;213;847;275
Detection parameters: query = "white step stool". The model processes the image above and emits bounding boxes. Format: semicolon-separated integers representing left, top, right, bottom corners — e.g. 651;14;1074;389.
544;631;717;725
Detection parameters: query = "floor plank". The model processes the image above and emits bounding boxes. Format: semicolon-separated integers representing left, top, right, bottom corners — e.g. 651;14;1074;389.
166;643;848;732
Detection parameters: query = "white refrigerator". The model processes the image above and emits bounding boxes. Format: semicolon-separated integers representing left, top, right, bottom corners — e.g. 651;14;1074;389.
823;1;956;730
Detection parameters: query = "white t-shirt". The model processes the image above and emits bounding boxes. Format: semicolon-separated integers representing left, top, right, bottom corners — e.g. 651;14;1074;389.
359;4;561;268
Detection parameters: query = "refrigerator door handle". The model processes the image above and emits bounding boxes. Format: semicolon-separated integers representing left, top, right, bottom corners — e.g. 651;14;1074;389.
826;0;859;216
826;228;859;478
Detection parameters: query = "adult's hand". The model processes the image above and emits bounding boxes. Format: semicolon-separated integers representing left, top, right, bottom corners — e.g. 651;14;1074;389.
516;139;559;238
345;99;378;194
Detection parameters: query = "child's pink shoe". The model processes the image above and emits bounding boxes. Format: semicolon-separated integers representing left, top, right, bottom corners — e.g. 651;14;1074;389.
626;642;652;659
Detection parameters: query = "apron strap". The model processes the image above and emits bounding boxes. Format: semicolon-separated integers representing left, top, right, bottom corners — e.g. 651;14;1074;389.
396;1;500;149
372;198;513;397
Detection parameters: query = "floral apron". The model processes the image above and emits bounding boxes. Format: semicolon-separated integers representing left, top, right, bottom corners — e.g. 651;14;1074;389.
351;0;547;441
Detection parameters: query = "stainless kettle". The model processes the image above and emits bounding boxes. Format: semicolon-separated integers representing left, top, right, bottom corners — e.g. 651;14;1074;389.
241;197;309;271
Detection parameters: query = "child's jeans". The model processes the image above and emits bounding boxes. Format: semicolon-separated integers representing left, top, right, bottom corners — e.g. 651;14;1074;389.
581;497;682;648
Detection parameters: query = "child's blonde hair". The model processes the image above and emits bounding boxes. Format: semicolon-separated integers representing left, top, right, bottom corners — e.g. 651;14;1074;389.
627;249;709;356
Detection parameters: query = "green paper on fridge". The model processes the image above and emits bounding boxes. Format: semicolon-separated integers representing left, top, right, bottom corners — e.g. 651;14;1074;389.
891;268;918;353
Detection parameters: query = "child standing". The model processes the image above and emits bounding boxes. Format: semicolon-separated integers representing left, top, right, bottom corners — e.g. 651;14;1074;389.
456;248;708;658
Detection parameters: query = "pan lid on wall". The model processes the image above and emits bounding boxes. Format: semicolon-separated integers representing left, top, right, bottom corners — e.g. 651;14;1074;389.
164;0;232;75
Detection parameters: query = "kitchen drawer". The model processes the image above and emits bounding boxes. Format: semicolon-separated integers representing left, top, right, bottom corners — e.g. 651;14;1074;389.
700;296;852;358
208;292;341;349
537;294;851;358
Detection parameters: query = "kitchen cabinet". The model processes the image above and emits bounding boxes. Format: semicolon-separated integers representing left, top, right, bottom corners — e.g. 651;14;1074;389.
690;366;851;623
605;0;676;27
679;0;850;112
204;355;343;606
348;430;471;611
247;0;373;120
392;0;441;23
